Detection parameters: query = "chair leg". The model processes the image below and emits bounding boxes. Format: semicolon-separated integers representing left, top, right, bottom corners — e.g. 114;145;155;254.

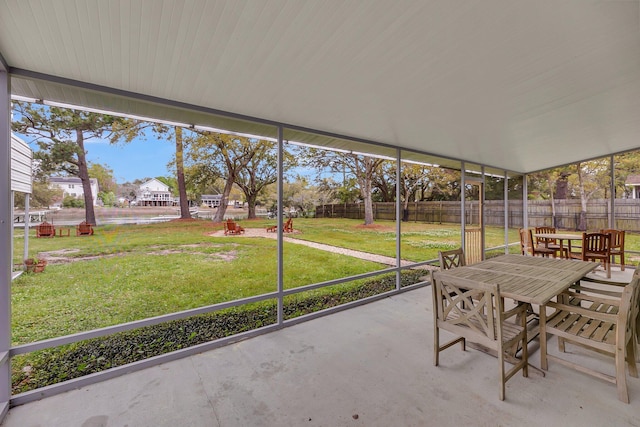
615;347;630;404
498;351;506;401
628;339;638;378
433;326;440;367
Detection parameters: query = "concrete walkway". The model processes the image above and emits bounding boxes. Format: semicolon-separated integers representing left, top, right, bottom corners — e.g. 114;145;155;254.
211;228;415;267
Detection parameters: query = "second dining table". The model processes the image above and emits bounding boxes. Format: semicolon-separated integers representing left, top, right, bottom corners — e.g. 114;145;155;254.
533;232;583;259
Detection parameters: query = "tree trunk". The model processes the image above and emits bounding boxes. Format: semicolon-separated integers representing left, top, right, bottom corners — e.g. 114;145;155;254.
548;175;557;228
361;157;375;225
76;131;96;225
212;176;234;222
246;194;257;219
175;127;190;219
577;163;588;231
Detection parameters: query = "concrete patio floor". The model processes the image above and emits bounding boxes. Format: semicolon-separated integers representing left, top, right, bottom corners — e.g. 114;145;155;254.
1;267;638;427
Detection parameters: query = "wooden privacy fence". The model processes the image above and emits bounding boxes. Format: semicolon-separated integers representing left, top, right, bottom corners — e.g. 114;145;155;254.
315;199;640;231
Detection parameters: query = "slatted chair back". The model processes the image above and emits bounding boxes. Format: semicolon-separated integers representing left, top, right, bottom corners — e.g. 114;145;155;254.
36;221;55;238
540;277;639;403
601;229;626;271
438;248;466;270
431;271;529;400
527;229;556;258
534;226;557;245
518;228;531;256
76;221;94;236
582;232;611;278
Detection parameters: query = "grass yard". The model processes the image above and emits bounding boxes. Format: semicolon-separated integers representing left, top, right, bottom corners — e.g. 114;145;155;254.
10;216;640;394
13;217;636;346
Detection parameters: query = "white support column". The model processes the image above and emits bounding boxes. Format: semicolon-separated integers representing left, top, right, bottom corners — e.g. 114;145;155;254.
0;61;12;419
276;126;284;325
24;194;30;265
395;148;401;290
460;162;466;249
609;155;615;229
504;170;509;254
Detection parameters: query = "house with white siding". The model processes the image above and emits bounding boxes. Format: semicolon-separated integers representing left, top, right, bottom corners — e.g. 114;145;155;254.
49;177;99;206
136;178;174;206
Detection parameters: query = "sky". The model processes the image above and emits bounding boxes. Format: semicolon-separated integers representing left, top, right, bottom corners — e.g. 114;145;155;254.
84;135;175;183
20;132;175;184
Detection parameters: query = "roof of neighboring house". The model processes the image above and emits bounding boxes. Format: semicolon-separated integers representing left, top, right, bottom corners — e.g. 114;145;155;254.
201;194;222;200
625;175;640;186
139;178;170;191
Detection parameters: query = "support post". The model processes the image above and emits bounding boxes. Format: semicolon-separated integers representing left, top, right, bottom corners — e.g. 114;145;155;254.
276;126;284;325
0;61;12;420
396;149;401;290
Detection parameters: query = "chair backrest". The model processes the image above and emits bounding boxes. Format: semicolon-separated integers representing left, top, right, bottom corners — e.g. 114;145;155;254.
432;271;500;342
518;228;531;255
601;229;624;250
620;277;639;345
535;226;557;244
582;232;610;257
438;248;466;270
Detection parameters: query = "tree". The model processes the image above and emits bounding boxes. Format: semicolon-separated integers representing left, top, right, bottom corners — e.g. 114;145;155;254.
234;141;278;219
303;149;384;225
174;127;190;217
13;179;64;209
186;132;256;222
12;101;125;224
88;163;117;206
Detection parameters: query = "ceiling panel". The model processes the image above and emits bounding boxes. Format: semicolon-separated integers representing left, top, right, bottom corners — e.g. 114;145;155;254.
1;0;639;173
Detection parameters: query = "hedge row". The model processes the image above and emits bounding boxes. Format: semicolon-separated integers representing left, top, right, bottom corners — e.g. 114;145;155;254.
12;269;428;394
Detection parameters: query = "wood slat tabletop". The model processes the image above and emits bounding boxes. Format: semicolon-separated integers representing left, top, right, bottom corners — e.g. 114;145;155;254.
434;254;598;305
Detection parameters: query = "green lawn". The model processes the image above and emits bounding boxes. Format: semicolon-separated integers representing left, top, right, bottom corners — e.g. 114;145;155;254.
12;217;637;346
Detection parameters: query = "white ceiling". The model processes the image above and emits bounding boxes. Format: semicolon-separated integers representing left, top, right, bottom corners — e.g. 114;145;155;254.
1;0;639;173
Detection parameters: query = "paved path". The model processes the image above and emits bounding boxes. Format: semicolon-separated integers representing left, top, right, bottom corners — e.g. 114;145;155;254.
210;228;416;267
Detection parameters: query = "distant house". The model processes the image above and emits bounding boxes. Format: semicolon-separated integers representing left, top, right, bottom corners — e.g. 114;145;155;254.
625;175;640;199
49;177;99;206
136;178;174;206
201;194;222;208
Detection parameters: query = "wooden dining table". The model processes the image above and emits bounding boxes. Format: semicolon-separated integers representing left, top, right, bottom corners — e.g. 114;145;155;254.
435;254;598;306
434;254;599;373
533;232;583;259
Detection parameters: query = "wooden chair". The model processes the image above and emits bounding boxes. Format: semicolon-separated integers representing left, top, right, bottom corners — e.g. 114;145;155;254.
534;226;567;258
224;219;244;235
581;232;611;279
519;228;555;257
540;277;639;403
438;248;465;270
576;263;640;360
431;271;529;401
266;217;293;233
36;221;56;238
76;221;94;236
601;229;625;271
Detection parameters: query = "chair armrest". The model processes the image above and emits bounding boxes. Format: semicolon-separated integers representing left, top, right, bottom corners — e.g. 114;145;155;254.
571;278;624;299
546;300;619;322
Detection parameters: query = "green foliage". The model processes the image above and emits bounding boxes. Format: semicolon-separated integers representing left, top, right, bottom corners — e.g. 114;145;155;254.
62;195;84;208
98;191;116;206
11;270;425;394
88;163;117;194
